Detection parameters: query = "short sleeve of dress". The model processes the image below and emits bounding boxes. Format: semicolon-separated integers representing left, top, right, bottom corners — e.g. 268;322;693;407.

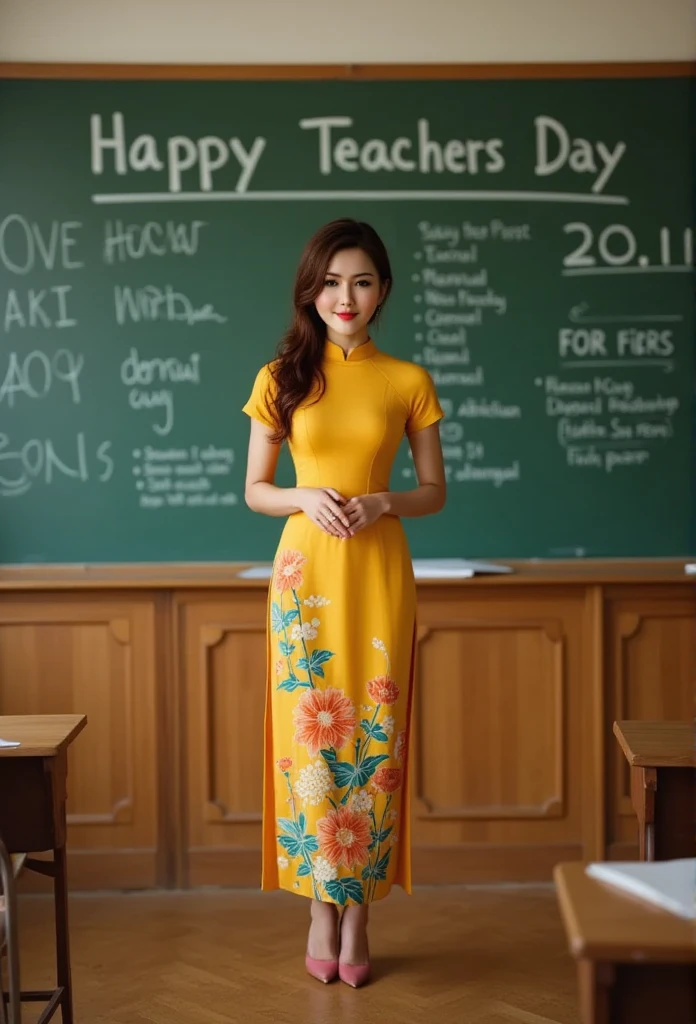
406;366;444;434
242;364;277;428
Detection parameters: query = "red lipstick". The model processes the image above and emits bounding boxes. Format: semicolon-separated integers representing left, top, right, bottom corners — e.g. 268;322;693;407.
336;312;357;321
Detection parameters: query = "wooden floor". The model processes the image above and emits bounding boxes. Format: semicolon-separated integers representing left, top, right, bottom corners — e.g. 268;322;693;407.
13;885;580;1024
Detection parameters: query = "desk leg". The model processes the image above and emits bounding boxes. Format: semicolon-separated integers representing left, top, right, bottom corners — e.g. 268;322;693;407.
630;766;656;861
54;844;73;1022
578;960;612;1024
654;767;696;860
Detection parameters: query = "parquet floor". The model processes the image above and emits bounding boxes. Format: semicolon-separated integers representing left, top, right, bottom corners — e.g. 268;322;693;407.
13;885;580;1023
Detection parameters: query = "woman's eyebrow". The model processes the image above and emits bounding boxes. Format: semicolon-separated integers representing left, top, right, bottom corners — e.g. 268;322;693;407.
325;271;375;278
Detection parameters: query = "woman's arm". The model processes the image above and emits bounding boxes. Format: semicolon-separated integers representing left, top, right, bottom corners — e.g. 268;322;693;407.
344;422;446;530
244;418;303;517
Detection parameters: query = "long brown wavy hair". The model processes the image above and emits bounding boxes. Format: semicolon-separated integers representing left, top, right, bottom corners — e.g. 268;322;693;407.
266;219;393;442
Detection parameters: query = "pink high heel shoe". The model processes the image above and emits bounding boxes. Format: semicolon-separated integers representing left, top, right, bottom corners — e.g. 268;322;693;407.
338;960;371;988
305;954;339;984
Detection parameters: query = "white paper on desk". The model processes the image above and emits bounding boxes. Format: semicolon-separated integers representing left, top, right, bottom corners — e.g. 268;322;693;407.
413;562;473;579
586;858;696;919
412;559;513;578
0;739;20;748
685;563;696;575
236;566;273;579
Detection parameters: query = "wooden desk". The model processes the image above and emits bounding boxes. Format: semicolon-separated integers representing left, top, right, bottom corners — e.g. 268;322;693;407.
554;861;696;1024
0;714;87;1024
613;720;696;861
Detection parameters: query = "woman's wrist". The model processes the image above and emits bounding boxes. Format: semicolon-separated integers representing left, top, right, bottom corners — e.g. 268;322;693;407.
375;492;392;515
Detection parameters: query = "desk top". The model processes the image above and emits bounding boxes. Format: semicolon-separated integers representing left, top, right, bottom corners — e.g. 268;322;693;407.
0;714;87;757
554;862;696;963
613;720;695;768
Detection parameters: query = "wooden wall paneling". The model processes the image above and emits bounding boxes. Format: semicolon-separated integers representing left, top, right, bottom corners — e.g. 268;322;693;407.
410;586;586;882
582;585;606;862
0;593;159;889
178;591;268;888
605;587;696;859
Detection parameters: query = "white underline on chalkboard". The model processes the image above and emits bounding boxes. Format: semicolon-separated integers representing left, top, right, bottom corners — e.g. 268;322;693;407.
90;189;629;206
562;265;692;276
561;359;674;370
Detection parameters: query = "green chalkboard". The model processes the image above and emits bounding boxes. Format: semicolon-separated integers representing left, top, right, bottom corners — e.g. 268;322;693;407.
0;73;693;563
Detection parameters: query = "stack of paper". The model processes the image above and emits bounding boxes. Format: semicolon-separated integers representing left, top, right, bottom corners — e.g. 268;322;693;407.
586;858;695;919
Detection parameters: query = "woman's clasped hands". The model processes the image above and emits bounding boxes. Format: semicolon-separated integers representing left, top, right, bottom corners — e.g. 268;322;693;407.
298;488;387;539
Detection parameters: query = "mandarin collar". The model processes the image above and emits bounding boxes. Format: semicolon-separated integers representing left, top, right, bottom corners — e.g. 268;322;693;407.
323;339;377;363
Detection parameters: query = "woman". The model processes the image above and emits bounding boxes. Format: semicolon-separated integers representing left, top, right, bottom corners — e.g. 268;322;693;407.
242;218;446;987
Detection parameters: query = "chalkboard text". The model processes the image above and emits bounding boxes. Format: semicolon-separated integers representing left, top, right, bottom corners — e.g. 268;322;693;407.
91;113;267;193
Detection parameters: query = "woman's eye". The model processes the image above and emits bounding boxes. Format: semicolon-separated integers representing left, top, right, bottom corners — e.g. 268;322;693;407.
324;279;338;287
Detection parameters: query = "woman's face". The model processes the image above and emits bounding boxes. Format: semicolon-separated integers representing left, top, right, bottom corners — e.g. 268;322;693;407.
314;247;387;346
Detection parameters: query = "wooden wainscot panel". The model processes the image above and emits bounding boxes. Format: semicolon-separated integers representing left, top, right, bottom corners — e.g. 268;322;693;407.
410;586;586;882
179;591;267;887
0;593;158;889
605;587;696;860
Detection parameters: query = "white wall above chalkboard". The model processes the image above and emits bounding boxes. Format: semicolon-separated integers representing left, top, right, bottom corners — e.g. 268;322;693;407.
0;0;694;63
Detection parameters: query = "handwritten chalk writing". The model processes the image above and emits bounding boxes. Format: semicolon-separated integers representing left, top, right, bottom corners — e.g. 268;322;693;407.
91;113;266;193
454;462;520;485
419;223;460;246
140;446;188;461
300;118;505;176
430;367;484;387
420;269;488;288
121;349;201;387
423;288;507;315
534;116;626;193
565;446;654;473
139;491;239;510
489;220;531;241
557;417;673;445
558;328;675;359
605;449;650;471
128;389;174;436
420;347;470;367
425;328;468;345
457;399;521;419
0;216;83;275
103;220;207;262
617;329;674;357
547;397;603;416
121;349;202;437
422;245;479;265
114;285;226;325
607;395;679;415
0;349;83;407
424;309;482;327
3;285;77;330
0;433;112;497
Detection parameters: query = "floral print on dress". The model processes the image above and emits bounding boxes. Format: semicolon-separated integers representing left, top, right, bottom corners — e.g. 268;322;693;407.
271;548;404;905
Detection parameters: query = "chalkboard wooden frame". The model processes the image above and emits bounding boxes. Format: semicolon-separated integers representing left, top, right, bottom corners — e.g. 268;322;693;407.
0;61;694;80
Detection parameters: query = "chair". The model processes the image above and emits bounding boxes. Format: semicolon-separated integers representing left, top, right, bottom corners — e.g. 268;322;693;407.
0;841;24;1024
